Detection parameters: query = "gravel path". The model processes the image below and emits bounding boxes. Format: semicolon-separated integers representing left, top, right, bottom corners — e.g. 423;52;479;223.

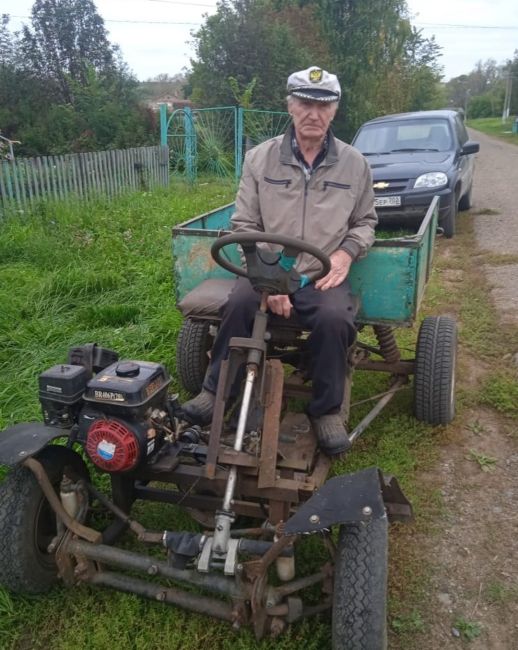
470;128;518;324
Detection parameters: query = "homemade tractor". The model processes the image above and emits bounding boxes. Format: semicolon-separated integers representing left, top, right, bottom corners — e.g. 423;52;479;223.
0;203;456;649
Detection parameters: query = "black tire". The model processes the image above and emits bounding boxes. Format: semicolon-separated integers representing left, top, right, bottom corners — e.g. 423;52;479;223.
441;191;458;238
458;183;472;211
332;516;388;650
176;318;212;394
414;315;457;425
0;446;89;594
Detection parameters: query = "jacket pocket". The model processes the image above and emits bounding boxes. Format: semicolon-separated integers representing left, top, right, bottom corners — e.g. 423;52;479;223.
264;176;292;188
323;180;351;190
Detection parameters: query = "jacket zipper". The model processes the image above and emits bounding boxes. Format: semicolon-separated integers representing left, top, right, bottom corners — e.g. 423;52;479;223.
302;174;309;241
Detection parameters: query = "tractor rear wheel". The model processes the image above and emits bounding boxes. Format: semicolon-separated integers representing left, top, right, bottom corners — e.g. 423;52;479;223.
332;517;388;650
176;318;212;394
0;446;89;593
414;315;457;425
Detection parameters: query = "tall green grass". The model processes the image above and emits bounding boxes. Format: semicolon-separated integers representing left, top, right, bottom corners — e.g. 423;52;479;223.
0;181;234;429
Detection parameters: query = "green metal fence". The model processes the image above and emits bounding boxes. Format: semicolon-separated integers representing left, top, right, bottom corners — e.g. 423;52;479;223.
160;105;291;184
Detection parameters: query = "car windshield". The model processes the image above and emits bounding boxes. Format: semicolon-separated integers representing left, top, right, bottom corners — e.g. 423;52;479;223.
353;118;453;154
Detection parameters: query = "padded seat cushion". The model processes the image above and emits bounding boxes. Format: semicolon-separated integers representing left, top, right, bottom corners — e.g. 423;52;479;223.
177;278;237;318
177;278;304;328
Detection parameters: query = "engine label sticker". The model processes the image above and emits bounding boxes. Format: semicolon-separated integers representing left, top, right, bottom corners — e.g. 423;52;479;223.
97;439;116;461
94;390;125;402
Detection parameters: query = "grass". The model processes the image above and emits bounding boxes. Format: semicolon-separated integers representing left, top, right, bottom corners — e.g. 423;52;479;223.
467;117;518;145
466;449;498;472
481;371;518;418
453;617;482;642
0;188;516;649
0;181;235;433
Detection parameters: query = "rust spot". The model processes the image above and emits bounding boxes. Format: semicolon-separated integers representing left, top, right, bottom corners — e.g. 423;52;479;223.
188;241;217;272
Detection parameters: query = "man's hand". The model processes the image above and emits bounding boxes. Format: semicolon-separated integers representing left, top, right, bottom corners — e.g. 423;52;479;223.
315;249;353;291
267;294;292;318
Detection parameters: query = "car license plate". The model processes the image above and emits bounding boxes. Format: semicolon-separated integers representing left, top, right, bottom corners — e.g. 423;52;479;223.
374;195;401;208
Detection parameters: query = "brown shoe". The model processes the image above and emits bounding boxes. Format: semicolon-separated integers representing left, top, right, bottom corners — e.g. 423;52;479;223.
180;389;215;426
309;413;352;457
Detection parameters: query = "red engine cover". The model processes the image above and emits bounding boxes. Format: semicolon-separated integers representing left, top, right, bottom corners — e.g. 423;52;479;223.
86;419;140;472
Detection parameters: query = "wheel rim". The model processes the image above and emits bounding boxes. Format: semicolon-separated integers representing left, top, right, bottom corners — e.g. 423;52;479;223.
34;494;58;569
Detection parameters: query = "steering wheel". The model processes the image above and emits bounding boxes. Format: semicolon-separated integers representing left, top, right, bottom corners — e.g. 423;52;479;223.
211;232;331;295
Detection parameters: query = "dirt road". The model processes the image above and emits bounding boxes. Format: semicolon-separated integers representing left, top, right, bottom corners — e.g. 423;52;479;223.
415;130;518;649
472;129;518;324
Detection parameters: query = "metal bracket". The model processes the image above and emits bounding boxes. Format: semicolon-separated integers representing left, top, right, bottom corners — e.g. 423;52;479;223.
197;537;214;573
224;538;240;576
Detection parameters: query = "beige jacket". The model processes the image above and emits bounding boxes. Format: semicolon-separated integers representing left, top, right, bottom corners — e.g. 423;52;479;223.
231;129;377;278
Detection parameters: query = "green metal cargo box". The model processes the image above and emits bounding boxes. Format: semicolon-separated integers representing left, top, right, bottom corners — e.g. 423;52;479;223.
172;195;439;327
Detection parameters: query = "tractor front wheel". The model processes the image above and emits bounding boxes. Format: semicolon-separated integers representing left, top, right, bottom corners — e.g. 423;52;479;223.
0;446;89;593
332;517;388;649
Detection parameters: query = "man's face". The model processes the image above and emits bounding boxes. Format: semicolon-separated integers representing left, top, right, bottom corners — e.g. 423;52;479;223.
289;97;338;142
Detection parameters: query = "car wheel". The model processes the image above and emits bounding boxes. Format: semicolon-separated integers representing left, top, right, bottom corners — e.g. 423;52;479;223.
414;316;457;425
458;183;473;211
176;318;212;394
332;517;388;649
441;191;458;238
0;446;89;594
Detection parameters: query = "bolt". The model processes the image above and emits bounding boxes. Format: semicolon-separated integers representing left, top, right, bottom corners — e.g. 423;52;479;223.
147;564;158;576
18;451;27;457
236;563;243;573
216;524;223;531
362;506;372;517
309;514;320;524
156;591;166;602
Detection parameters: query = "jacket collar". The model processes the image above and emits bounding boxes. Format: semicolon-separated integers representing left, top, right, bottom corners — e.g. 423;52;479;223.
279;127;339;167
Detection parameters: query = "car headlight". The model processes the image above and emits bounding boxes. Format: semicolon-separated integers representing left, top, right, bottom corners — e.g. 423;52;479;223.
414;172;448;189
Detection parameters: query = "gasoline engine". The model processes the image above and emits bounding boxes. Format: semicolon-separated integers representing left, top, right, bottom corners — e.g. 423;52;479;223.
38;345;174;473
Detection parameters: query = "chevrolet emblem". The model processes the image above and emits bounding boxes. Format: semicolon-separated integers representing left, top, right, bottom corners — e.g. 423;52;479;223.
373;181;390;190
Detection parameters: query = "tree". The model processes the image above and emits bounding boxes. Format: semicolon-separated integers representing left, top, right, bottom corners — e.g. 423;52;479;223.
140;72;187;101
19;0;120;103
0;4;157;156
445;58;510;118
188;0;315;108
0;14;15;65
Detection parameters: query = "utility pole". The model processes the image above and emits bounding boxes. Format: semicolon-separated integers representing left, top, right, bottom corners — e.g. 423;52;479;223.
502;74;513;123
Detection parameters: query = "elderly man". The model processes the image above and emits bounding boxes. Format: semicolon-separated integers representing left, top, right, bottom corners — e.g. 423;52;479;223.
182;66;377;456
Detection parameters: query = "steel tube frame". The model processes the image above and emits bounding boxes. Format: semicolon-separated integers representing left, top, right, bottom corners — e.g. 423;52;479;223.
90;571;235;622
66;539;246;600
349;376;407;443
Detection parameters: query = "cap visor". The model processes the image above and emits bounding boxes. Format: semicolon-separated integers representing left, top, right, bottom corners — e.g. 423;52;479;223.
290;89;339;102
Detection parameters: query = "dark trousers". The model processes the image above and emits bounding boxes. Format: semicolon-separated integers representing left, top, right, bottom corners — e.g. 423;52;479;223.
203;278;357;417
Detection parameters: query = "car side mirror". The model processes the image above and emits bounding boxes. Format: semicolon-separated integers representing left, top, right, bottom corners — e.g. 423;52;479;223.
460;141;480;155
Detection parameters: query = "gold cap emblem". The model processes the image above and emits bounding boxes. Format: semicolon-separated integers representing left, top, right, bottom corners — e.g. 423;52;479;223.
309;68;323;83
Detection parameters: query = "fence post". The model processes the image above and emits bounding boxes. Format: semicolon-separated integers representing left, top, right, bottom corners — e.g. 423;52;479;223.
184;107;196;184
159;103;168;147
235;106;244;184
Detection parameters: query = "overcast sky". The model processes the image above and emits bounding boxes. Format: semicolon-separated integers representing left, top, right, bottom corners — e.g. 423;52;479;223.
3;0;518;82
